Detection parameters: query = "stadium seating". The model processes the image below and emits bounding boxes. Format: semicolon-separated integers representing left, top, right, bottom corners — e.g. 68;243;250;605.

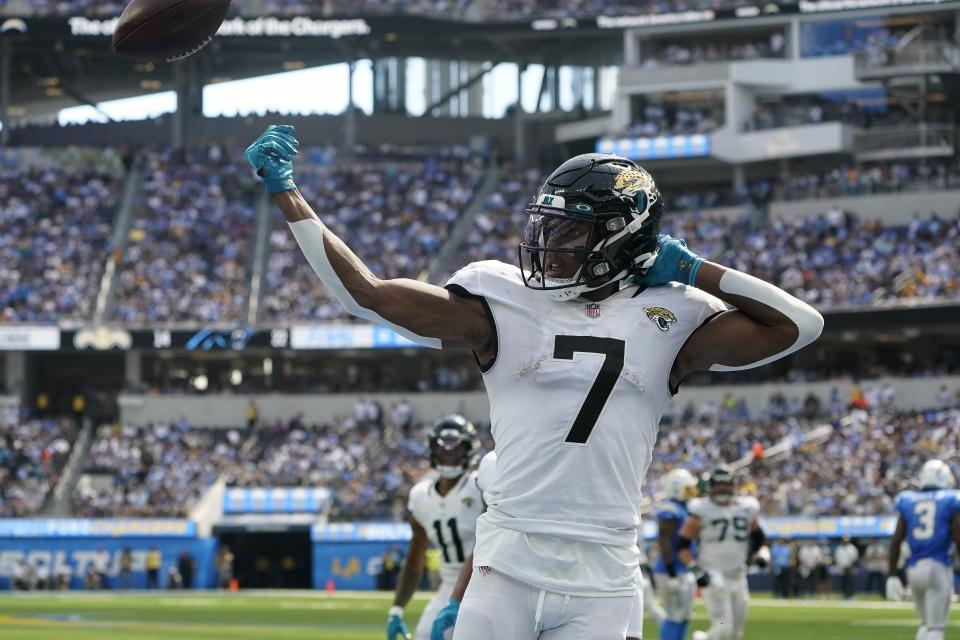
261;146;484;322
0;417;77;517
0;149;123;323
648;402;960;518
110;146;258;326
72;421;243;518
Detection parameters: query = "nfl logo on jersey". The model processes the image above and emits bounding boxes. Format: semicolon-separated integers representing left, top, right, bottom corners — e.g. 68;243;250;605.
585;303;601;318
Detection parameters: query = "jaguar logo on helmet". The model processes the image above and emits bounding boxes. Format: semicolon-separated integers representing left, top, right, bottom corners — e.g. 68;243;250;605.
644;306;677;332
613;168;657;199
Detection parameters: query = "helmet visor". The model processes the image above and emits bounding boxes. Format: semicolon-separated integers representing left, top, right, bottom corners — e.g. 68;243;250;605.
520;213;598;285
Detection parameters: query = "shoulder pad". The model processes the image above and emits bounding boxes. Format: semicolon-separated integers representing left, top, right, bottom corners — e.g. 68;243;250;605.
407;477;433;514
737;496;761;514
446;260;523;298
657;501;683;519
686;498;708;517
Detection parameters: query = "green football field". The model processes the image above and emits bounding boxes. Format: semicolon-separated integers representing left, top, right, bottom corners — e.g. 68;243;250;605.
0;590;944;639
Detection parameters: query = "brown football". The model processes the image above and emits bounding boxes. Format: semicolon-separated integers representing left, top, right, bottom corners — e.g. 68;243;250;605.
112;0;231;63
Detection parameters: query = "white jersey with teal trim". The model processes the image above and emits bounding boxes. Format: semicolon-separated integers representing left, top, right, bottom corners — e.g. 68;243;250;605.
688;496;761;574
445;260;727;595
407;471;484;585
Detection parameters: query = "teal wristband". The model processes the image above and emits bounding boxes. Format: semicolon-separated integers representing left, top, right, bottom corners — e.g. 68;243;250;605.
687;257;703;287
264;176;297;195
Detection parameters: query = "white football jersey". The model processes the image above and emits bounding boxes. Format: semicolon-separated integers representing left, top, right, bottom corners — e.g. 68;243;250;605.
408;471;484;585
688;496;761;574
446;260;727;595
476;451;498;505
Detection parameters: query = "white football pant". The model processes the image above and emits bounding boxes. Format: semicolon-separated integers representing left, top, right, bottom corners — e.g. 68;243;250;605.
907;559;953;640
451;567;633;640
654;572;696;623
415;580;454;640
626;572;665;638
701;571;749;640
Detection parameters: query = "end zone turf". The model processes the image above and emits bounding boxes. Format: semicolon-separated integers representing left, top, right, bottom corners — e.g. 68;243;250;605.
0;591;941;640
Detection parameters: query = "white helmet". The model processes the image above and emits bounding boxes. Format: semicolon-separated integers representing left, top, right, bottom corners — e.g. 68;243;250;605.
919;459;955;490
663;468;698;501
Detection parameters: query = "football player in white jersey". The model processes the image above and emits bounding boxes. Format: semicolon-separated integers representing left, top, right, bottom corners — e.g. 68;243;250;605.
387;416;484;640
246;130;823;640
677;469;766;640
431;450;498;640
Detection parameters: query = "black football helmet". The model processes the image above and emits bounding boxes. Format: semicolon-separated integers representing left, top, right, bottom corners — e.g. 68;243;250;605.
519;153;664;301
707;467;736;505
428;415;479;479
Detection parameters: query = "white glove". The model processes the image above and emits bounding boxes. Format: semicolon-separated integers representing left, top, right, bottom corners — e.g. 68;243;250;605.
886;576;906;601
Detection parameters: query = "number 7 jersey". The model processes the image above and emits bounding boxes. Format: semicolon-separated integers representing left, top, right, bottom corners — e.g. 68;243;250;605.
895;489;960;567
446;260;726;595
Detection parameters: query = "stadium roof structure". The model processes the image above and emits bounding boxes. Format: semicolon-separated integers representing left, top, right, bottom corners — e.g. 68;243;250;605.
5;0;960;132
1;14;624;130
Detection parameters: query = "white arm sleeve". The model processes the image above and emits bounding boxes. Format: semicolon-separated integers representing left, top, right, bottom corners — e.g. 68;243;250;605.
708;269;824;372
287;218;442;349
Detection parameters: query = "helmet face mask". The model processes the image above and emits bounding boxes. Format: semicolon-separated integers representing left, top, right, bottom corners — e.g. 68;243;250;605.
518;154;663;302
708;468;736;505
710;481;734;505
428;415;479;479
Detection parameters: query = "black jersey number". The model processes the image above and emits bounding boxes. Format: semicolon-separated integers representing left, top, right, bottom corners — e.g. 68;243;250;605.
711;516;750;542
554;336;626;444
432;518;465;563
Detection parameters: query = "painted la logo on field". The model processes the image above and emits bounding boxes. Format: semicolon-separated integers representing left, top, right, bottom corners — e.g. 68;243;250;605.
644;306;677;332
585;303;601;318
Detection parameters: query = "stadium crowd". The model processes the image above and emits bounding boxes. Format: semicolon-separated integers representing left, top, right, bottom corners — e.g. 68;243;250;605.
0;417;77;517
651;396;960;518
262;146;483;322
639;34;786;67
771;159;960;201
713;209;960;309
36;386;954;520
0;150;122;323
110;146;258;326
72;420;242;517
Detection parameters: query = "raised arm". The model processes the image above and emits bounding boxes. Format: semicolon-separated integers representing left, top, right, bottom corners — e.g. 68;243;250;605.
635;235;822;389
246;125;494;359
273;190;493;356
671;261;823;386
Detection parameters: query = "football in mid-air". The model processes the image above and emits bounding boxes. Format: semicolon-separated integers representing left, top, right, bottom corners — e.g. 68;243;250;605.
112;0;231;63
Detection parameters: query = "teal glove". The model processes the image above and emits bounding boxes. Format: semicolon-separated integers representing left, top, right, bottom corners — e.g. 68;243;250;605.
244;124;300;194
430;599;460;640
387;607;411;640
637;233;702;287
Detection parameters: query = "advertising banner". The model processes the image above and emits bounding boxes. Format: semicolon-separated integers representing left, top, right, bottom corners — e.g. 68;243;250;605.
0;537;216;590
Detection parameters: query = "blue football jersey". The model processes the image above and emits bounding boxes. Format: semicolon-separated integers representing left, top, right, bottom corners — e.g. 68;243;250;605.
654;499;691;574
895;489;960;566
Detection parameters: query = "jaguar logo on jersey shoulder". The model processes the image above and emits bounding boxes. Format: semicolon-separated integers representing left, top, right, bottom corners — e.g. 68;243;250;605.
644;306;677;332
